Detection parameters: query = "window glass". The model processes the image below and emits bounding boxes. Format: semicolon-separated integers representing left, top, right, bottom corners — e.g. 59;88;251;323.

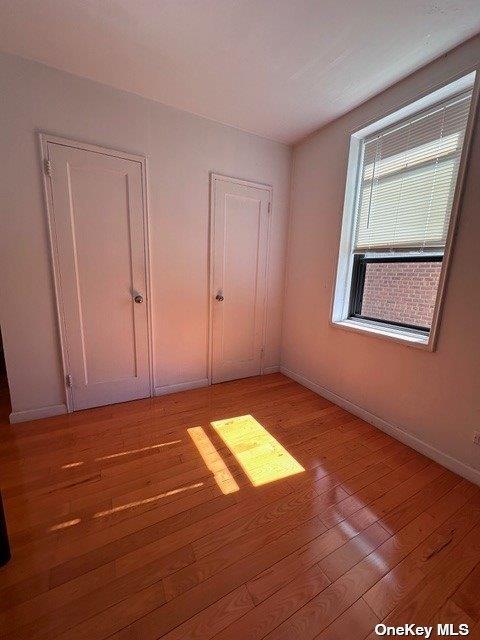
359;260;442;329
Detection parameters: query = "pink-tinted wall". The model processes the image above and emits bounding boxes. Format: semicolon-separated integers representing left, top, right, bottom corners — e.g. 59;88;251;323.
282;35;480;479
0;52;292;420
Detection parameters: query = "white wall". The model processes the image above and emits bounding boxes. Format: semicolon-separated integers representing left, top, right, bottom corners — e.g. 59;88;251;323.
3;38;479;481
282;36;480;477
0;52;292;418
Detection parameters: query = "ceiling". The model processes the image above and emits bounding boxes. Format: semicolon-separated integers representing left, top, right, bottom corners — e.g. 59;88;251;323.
0;1;479;144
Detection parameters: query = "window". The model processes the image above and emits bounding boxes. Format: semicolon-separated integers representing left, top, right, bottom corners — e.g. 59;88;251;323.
332;73;476;347
349;255;443;331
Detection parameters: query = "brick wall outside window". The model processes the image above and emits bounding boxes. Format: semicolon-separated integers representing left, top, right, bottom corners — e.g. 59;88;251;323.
361;261;442;328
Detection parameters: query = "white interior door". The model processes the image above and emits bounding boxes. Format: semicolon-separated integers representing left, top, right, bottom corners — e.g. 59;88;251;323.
211;175;271;384
46;141;151;410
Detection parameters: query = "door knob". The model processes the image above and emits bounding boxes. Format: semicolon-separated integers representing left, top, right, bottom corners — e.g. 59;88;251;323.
134;294;144;304
215;292;224;302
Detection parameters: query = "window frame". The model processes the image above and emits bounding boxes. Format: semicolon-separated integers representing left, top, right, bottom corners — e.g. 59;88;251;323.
331;70;478;351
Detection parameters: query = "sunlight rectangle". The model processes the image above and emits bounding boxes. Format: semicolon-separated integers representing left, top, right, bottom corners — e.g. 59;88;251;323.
211;415;304;487
187;426;240;494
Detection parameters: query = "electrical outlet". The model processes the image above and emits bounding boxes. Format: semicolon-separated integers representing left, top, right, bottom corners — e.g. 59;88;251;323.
474;431;480;446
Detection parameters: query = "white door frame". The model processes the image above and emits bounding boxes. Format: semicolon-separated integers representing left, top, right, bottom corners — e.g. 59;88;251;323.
208;172;273;385
38;133;154;412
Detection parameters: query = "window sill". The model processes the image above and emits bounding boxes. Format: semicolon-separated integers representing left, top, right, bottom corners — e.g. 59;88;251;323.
332;317;431;349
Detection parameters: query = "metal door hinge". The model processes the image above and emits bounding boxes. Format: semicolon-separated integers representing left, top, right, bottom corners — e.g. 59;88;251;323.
44;159;52;177
66;374;73;387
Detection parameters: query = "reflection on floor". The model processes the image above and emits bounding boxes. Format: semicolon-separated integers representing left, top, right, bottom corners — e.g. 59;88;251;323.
0;373;479;640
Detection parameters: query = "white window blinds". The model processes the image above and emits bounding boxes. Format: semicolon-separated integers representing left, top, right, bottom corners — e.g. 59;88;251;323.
353;91;472;253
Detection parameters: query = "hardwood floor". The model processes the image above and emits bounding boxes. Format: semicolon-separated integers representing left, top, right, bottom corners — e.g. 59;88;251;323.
0;373;479;639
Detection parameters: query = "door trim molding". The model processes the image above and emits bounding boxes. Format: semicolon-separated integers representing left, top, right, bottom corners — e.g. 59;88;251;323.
38;133;154;412
208;173;273;385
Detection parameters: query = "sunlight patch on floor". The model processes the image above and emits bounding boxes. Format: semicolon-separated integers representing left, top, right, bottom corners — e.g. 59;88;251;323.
187;426;240;494
49;518;81;531
96;440;181;461
92;482;204;518
60;440;182;469
211;414;304;487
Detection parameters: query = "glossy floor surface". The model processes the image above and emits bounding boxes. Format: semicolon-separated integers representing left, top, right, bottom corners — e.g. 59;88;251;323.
1;374;479;639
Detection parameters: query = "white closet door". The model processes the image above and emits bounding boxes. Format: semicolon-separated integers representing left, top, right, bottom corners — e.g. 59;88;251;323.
211;176;270;383
47;142;150;410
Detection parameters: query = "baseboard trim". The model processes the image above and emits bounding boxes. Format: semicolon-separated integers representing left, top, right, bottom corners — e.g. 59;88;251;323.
280;365;480;486
9;403;68;424
154;378;210;397
262;365;280;375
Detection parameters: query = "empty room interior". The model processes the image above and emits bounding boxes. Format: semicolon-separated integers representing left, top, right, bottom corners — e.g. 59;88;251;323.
1;2;480;639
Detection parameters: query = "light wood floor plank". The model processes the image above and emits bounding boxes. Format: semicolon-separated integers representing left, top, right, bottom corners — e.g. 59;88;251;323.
0;373;478;640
